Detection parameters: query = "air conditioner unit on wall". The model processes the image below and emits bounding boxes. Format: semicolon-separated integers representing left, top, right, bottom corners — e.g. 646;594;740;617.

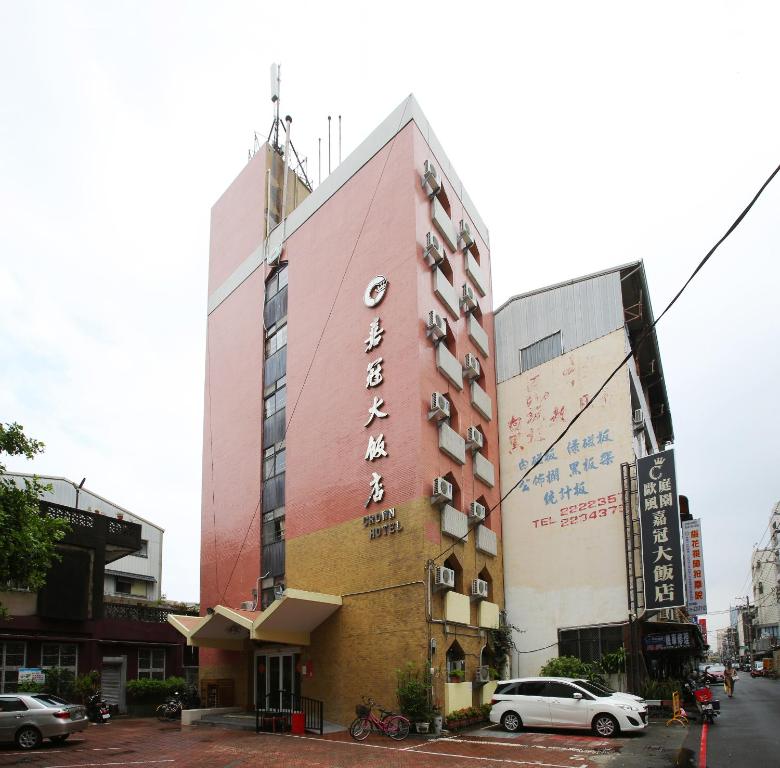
426;310;447;341
466;427;484;451
435;566;455;589
463;353;481;380
428;392;451;421
424;232;444;267
471;579;489;599
474;665;490;683
461;283;477;312
422;160;441;196
458;220;474;249
431;476;453;505
240;601;255;611
469;501;486;521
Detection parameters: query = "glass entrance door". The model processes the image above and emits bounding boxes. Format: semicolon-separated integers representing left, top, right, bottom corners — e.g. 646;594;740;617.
255;652;298;709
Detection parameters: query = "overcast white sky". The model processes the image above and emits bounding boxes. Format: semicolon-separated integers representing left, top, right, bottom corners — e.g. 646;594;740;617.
1;1;778;636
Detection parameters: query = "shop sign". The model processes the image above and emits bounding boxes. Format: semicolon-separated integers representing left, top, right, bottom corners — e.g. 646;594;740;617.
363;507;403;539
18;668;46;684
360;275;401;538
698;618;708;645
644;632;691;651
638;449;685;609
364;275;389;307
682;518;708;616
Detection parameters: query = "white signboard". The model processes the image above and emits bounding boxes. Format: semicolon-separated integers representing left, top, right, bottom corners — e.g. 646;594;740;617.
18;668;46;684
682;518;707;615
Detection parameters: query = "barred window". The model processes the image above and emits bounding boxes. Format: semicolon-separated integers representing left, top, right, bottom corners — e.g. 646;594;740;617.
266;266;288;300
41;643;78;674
263;444;286;480
265;324;288;357
264;385;287;419
520;331;562;372
0;642;26;693
558;625;623;664
138;648;165;680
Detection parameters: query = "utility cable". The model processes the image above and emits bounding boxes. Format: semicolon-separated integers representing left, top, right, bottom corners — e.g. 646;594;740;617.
432;159;780;564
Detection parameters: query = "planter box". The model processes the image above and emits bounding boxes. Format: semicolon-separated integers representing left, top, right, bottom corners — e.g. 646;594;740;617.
127;703;158;718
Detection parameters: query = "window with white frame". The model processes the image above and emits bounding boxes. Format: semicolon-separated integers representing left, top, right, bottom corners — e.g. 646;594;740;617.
0;641;26;693
138;648;165;680
41;643;78;675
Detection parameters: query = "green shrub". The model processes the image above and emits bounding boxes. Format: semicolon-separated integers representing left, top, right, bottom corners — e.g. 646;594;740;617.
43;667;75;699
396;662;431;722
539;655;591;678
640;679;684;701
126;676;187;703
17;680;46;694
600;648;626;674
74;670;100;703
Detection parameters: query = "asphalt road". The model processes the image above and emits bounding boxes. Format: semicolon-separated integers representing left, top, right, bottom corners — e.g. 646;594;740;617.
700;674;780;767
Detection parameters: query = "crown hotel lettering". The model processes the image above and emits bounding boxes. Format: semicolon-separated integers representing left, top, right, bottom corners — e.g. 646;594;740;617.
361;276;402;540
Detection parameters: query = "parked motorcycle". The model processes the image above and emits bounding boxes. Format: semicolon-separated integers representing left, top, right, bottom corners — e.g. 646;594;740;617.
156;691;184;722
86;691;111;723
685;677;719;724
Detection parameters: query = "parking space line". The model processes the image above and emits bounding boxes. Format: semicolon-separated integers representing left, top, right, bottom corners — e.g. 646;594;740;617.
283;733;586;767
41;760;175;768
0;751;67;758
437;737;602;756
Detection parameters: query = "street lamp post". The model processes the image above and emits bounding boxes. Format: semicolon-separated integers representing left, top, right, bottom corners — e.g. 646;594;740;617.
74;477;86;510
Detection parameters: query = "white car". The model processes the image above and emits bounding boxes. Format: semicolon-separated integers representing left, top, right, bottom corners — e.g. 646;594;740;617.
489;677;648;737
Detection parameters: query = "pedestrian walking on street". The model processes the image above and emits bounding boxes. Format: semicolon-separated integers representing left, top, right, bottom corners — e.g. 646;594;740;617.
724;663;737;697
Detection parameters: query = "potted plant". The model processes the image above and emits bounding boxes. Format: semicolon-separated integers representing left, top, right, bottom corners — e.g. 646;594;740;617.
449;669;465;683
396;662;432;731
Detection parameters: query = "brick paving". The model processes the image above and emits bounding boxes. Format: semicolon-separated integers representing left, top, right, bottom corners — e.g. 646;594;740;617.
0;717;681;767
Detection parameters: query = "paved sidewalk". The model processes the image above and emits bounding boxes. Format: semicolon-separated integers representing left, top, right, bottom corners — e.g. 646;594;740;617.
0;715;691;767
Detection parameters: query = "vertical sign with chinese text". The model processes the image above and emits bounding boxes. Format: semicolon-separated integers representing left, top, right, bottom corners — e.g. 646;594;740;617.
682;518;707;615
638;449;685;610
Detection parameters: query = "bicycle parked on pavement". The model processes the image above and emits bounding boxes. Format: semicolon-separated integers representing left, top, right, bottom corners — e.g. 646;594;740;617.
349;697;410;741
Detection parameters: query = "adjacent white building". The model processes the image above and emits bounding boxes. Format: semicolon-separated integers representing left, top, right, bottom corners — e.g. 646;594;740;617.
4;474;163;601
494;262;674;676
751;508;780;653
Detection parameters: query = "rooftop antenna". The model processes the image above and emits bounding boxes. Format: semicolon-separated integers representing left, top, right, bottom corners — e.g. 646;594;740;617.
338;115;342;165
270;63;281;150
281;115;292;240
328;116;332;175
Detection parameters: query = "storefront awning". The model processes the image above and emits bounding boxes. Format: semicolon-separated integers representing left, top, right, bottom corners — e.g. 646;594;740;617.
252;588;342;645
167;589;341;649
168;607;258;651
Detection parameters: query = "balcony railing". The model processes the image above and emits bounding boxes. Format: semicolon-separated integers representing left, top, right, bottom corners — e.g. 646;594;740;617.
103;601;198;623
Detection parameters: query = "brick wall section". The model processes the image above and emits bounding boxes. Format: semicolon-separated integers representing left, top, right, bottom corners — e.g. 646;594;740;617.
283;124;420;538
287;495;505;722
207;149;267;295
200;267;265;615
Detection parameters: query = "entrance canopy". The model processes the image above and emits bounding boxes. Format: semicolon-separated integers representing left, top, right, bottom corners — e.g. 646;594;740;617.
168;589;342;649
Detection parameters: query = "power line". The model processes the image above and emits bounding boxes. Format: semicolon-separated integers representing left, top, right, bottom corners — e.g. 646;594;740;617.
432;159;780;564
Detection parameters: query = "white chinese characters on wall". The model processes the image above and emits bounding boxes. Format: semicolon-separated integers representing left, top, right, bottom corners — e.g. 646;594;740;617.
361;276;402;540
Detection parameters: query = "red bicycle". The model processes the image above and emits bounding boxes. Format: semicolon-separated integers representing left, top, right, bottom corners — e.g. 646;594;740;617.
349;697;410;741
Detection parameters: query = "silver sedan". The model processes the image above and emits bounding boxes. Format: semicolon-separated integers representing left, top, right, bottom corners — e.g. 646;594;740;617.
0;693;88;749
